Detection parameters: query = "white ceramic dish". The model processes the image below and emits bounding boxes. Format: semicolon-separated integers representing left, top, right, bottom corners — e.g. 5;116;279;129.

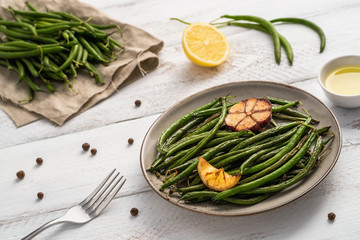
318;55;360;108
140;81;342;216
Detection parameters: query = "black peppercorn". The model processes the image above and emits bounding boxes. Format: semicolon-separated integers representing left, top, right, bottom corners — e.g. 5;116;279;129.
82;143;90;151
36;157;43;165
130;207;139;216
16;170;25;180
135;100;141;107
328;212;336;221
37;192;44;200
128;138;134;145
91;148;97;155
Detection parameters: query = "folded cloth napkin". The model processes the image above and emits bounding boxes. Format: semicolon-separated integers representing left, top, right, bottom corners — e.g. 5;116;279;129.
0;0;163;126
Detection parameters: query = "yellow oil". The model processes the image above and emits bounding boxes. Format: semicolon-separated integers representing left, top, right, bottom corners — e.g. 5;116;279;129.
325;65;360;95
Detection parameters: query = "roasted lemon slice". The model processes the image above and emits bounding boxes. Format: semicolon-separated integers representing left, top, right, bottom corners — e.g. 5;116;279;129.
197;157;240;191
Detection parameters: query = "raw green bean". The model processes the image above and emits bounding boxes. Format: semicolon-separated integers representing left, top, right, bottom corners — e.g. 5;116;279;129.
15;60;25;80
10;8;63;19
0;45;28;51
56;44;80;72
25;1;39;12
222;15;281;64
270;18;326;53
90;23;118;30
0;46;65;59
78;36;108;62
82;48;88;64
24;75;41;91
214;131;317;200
21;58;39;77
39;74;55;92
229;22;294;65
75;43;83;67
52;11;96;34
0;26;58;43
0;20;37;36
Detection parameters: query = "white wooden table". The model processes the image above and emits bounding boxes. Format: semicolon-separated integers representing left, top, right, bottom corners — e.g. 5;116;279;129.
1;0;360;239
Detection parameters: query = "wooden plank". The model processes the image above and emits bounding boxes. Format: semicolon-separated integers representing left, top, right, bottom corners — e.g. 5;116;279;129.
1;0;360;148
1;143;359;239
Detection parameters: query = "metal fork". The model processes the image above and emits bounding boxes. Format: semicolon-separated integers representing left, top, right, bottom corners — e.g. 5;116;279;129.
22;169;126;240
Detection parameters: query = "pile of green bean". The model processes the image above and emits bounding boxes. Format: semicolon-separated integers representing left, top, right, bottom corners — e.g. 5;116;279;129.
0;2;124;101
172;15;326;65
150;96;334;205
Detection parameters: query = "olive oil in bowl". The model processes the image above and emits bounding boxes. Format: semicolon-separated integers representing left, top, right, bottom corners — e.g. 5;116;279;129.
324;66;360;96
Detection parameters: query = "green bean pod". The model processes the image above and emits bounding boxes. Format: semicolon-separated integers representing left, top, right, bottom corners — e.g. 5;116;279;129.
157;98;219;153
222;15;281;64
270;17;326;53
244;136;323;194
230;121;299;152
230;22;294;65
160;99;228;190
214;131;317;200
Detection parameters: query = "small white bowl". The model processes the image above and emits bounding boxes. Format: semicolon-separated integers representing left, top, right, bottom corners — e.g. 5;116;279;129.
318;55;360;108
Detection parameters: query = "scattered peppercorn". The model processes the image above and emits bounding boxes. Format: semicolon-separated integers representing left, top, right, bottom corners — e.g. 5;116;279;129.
328;212;336;221
36;157;43;165
130;207;139;216
128;138;134;145
37;192;44;200
135;100;141;107
91;148;97;155
82;143;90;151
16;170;25;180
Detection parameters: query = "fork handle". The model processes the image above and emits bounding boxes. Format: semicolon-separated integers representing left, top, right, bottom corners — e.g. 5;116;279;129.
22;216;66;240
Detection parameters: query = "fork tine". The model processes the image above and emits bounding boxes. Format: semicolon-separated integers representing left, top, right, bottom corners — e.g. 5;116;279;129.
83;171;120;209
86;175;123;213
90;177;126;216
80;169;116;206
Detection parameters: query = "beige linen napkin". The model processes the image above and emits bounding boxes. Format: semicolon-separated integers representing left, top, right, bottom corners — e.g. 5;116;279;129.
0;0;163;126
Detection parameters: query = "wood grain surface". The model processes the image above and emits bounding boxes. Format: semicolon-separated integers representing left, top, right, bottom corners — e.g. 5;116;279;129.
1;0;360;239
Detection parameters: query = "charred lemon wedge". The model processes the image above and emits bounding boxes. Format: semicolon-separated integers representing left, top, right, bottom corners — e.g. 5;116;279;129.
197;157;240;191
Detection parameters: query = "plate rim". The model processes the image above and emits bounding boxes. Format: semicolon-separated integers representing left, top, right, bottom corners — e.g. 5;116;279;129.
140;80;342;217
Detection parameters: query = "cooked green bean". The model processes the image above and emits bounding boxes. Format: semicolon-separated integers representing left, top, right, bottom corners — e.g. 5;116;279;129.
214;131;317;200
160;98;228;190
230;121;299;152
244;136;323;194
243;118;311;174
157;98;219;154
